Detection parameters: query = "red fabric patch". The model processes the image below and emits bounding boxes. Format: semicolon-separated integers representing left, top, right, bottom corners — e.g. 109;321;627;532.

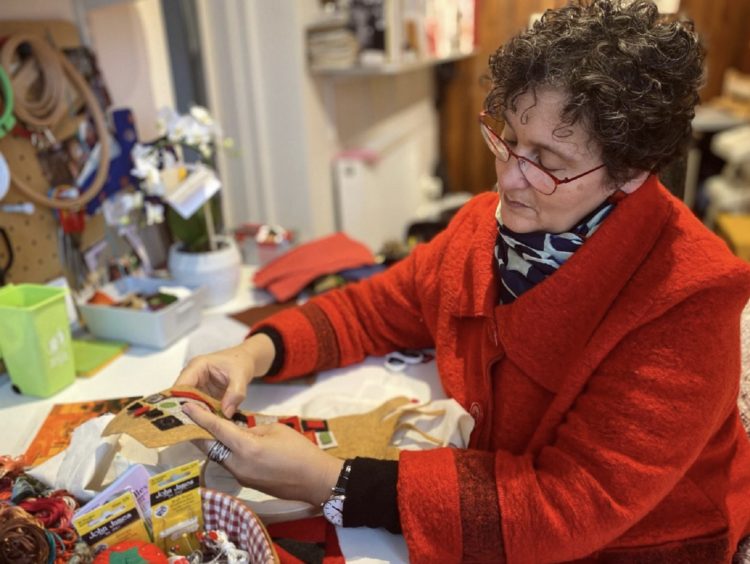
171;390;215;411
301;419;328;432
278;416;302;432
302;430;317;444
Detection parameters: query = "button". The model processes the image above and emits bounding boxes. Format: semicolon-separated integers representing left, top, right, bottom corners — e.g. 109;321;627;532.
469;401;483;422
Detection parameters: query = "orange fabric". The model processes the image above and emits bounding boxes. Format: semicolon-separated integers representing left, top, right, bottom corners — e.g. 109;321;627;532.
252;232;375;302
256;177;750;563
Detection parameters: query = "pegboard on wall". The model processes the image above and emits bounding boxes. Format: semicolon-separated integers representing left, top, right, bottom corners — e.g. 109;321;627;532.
0;20;105;284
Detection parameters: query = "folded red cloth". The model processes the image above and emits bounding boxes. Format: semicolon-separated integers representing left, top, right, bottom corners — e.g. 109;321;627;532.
253;233;375;302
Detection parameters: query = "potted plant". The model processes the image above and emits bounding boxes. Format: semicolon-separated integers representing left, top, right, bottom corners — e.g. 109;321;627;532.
130;107;241;307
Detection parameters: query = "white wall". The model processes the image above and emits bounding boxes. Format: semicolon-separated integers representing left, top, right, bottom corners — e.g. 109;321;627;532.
198;0;438;249
86;0;175;141
196;0;337;241
329;74;438;250
1;0;76;20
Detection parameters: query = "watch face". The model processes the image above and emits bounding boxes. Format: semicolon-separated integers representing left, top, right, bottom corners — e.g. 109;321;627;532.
322;496;345;527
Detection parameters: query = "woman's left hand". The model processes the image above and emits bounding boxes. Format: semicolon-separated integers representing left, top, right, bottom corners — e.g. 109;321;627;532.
182;402;344;507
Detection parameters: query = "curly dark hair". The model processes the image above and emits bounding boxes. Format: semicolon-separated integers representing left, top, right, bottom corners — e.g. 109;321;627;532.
486;0;705;187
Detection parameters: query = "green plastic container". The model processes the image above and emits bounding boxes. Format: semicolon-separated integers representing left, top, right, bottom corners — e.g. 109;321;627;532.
0;284;75;397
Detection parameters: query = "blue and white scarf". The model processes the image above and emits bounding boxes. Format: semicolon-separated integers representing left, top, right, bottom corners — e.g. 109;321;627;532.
494;200;615;304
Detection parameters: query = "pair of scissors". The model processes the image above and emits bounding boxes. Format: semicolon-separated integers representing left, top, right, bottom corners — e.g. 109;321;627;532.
384;349;433;372
0;226;13;285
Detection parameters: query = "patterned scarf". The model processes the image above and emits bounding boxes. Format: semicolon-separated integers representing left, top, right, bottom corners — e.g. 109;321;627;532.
494;199;616;304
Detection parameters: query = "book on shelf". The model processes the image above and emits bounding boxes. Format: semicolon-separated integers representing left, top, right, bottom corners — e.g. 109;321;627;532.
308;0;476;72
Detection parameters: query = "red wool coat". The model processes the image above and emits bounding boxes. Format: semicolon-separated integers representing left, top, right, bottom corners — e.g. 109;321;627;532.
258;176;750;563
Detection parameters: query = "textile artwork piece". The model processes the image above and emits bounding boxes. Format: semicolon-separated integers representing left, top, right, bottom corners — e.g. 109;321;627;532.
103;387;415;461
102;386;341;451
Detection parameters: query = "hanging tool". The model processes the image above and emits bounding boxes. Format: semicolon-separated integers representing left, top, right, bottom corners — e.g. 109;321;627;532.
0;33;110;210
52;186;87;291
0;202;34;215
0;66;15;139
0;226;13;285
0;151;9;201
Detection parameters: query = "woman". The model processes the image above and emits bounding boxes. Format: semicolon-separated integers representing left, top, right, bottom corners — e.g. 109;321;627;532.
177;1;750;561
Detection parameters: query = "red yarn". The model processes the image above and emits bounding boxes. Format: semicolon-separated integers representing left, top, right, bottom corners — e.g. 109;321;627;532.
18;490;77;556
0;455;26;480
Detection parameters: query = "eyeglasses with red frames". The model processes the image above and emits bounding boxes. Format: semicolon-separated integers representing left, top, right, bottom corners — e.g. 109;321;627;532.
479;111;605;195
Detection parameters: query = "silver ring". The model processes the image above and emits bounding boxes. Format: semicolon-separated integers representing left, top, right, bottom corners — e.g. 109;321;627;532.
207;440;231;464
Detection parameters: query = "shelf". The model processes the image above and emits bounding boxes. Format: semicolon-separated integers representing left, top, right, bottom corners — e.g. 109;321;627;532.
310;51;477;78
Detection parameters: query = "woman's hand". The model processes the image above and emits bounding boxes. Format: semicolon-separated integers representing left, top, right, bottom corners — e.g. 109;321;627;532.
183;402;344;507
175;333;276;417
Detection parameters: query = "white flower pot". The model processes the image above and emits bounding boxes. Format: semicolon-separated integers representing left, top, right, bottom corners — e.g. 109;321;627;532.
167;235;241;307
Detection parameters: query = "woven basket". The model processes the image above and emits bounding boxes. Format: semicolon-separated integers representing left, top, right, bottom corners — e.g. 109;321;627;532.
200;488;278;563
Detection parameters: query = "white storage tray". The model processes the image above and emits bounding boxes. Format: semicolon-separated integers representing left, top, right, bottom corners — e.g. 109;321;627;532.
78;277;205;349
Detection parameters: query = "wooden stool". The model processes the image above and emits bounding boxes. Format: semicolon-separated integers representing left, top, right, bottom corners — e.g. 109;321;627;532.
715;213;750;261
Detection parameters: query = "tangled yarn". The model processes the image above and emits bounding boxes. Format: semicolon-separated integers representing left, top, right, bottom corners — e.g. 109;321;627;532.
0;455;26;503
0;505;51;564
0;459;88;563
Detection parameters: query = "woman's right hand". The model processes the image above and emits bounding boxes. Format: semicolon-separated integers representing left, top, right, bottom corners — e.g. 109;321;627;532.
174;332;276;417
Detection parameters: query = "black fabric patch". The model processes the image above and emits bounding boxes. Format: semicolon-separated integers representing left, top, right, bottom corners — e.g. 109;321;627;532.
151;415;183;431
231;412;249;426
127;402;143;412
145;409;164;419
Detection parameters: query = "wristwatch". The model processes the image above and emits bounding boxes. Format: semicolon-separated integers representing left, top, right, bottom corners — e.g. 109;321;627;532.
321;459;353;527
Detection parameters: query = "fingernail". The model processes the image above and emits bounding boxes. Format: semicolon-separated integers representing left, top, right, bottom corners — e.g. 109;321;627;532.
182;403;194;415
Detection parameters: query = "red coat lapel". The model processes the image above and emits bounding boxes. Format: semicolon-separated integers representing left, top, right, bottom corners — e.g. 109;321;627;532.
495;176;671;391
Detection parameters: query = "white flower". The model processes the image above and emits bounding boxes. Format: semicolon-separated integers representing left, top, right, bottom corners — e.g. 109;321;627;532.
157;107;180;136
145;201;165;225
130;143;168;196
198;143;212;160
190;106;214;126
145;169;164;195
131;107;231;204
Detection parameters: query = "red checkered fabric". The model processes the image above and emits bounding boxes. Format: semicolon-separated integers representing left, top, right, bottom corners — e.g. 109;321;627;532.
201;488;278;563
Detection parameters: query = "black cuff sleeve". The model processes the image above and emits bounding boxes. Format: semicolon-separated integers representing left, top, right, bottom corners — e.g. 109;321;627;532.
250;326;284;377
342;457;401;534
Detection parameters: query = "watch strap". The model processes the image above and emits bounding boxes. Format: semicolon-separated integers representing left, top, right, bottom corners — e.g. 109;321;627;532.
331;459;353;496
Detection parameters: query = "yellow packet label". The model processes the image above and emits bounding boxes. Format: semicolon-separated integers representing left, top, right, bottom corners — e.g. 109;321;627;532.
73;490;151;552
148;459;203;554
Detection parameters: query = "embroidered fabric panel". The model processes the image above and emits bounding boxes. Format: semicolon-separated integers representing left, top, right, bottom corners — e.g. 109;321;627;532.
105;387;339;451
597;534;729;562
455;450;505;562
299;302;341;372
